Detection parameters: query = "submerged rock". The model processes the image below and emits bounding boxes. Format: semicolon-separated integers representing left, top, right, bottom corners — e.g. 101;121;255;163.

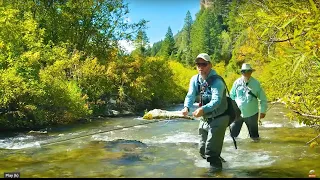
104;139;148;152
101;139;150;165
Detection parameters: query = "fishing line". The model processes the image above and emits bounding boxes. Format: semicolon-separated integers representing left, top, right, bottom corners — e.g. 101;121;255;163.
6;116;195;151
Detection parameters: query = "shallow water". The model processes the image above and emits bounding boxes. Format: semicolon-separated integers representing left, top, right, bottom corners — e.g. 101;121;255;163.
0;103;319;178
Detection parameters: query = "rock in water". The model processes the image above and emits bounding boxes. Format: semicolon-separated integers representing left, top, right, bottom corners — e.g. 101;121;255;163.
142;109;194;120
104;139;148;152
27;130;48;136
102;139;150;165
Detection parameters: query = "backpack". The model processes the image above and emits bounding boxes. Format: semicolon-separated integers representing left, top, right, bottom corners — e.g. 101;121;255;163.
197;74;241;126
197;74;241;149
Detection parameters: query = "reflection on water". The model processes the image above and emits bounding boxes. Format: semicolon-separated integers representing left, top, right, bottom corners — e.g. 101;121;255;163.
0;103;319;178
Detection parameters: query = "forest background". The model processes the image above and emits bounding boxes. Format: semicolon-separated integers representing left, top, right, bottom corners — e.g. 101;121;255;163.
0;0;319;141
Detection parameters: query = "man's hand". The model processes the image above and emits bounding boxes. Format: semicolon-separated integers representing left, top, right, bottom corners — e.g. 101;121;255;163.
181;107;189;117
260;113;266;119
192;108;204;118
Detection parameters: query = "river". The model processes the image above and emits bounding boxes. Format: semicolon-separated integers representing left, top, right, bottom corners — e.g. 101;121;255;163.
0;103;319;178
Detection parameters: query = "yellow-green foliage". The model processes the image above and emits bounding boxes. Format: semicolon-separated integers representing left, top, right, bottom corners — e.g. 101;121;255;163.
168;60;237;96
227;0;320;127
168;61;197;91
0;8;92;129
224;72;240;91
76;57;114;102
168;60;197;102
113;56;183;109
212;61;226;77
1;0;319;132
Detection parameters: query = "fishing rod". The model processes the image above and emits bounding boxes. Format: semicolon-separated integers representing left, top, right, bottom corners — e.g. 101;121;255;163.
258;102;277;126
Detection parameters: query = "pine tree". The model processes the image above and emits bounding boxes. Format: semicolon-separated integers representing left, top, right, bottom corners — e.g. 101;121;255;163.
158;26;175;58
132;29;149;56
182;11;193;66
150;41;162;56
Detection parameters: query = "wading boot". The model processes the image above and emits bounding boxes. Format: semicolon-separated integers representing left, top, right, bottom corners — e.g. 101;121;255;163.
200;154;206;159
207;156;222;173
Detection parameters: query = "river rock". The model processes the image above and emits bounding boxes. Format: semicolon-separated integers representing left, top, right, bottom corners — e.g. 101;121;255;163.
104;139;148;152
102;139;150;165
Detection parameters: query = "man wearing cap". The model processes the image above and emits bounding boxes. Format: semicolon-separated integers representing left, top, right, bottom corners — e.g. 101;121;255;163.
229;63;268;141
181;53;229;172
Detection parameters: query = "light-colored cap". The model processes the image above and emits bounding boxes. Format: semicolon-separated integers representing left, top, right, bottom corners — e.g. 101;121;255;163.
241;63;255;71
195;53;211;62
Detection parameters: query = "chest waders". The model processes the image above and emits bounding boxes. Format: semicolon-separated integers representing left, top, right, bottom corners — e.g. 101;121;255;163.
197;75;238;150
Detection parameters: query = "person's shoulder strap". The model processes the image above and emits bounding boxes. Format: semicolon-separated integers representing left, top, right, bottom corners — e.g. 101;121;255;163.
206;75;230;96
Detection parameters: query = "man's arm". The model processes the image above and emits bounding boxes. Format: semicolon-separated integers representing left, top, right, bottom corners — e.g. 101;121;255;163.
183;75;197;110
230;80;237;100
257;82;268;114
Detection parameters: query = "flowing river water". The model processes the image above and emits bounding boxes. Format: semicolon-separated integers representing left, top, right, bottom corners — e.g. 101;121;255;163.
0;103;319;178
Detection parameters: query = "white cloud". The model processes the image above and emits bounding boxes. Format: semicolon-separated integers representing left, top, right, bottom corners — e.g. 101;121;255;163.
118;40;135;53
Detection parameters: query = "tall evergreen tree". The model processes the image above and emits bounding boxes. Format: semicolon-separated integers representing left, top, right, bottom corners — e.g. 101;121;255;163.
182;11;193;66
190;7;223;63
158;27;175;58
150;41;162;56
132;29;149;56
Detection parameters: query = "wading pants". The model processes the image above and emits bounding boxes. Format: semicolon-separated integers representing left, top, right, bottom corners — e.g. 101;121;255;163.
198;114;229;165
230;113;259;139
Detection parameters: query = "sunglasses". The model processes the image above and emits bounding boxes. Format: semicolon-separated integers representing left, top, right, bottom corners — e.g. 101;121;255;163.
196;62;209;67
241;70;253;74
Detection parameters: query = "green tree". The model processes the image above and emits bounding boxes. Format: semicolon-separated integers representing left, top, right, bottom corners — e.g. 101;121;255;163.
180;11;193;66
132;29;149;56
150;41;163;56
3;0;147;63
225;0;320;132
158;26;176;58
190;8;222;62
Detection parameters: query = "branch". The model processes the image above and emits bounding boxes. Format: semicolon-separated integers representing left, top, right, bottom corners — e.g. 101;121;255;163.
269;31;307;43
306;134;320;145
293;110;320;119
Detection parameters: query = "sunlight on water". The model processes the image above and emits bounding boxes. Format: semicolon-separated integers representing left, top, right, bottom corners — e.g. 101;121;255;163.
143;132;199;144
262;121;283;128
0;141;41;149
291;121;306;128
134;125;148;128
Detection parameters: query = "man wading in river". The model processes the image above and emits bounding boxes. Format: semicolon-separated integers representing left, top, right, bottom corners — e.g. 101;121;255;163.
229;63;268;142
181;53;229;172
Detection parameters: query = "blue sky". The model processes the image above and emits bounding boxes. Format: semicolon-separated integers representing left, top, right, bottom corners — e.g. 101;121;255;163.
124;0;200;44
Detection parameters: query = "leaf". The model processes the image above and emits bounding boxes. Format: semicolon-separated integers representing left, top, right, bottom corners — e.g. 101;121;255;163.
280;15;298;29
289;0;297;4
261;27;269;37
291;54;305;76
313;50;319;60
309;0;319;13
293;26;305;39
284;48;300;54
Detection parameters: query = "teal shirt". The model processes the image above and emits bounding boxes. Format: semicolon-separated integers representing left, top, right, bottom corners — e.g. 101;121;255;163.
184;69;227;118
230;76;268;118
